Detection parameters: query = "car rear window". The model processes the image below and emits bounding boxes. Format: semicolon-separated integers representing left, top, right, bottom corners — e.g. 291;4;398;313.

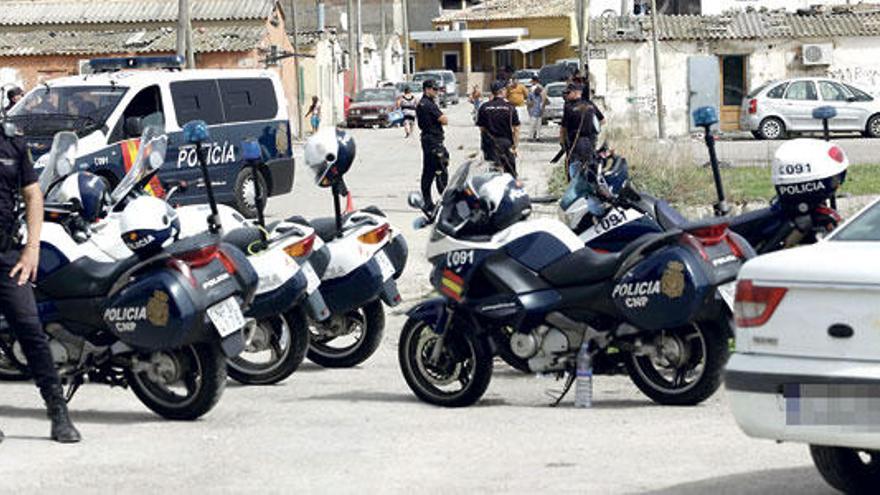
765;82;788;99
170;80;224;125
546;84;565;97
442;72;455;83
218;78;278;123
747;83;770;99
832;202;880;241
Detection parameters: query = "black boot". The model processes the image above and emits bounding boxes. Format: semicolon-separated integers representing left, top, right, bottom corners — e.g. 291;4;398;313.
40;386;81;443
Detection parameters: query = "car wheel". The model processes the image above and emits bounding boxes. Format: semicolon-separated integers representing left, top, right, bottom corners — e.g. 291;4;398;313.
233;166;268;219
810;445;880;494
757;117;786;140
864;114;880;138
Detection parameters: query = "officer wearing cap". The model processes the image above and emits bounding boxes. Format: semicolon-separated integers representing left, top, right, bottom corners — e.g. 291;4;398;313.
476;80;520;176
0;125;81;443
415;79;449;211
560;82;605;180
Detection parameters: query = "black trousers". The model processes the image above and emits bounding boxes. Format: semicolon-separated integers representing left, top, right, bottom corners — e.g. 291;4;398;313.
481;135;516;177
0;248;60;391
420;140;449;209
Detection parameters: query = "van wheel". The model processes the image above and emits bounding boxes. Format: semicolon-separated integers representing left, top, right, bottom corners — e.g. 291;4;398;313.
233;167;268;219
757;117;786;140
810;445;880;493
864;114;880;138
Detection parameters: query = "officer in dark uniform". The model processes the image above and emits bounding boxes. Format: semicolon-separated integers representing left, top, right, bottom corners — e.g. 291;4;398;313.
560;82;605;180
0;125;81;443
476;80;520;177
415;79;449;211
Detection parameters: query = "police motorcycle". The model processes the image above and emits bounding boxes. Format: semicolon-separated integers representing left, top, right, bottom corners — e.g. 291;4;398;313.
299;128;409;368
35;123;329;386
0;123;259;420
561;107;847;256
400;160;751;407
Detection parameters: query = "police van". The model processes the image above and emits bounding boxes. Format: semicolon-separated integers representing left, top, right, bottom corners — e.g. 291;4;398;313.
9;56;294;216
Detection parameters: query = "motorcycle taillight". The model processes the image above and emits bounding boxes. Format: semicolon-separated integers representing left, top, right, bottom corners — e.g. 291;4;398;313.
173;244;237;274
688;224;728;246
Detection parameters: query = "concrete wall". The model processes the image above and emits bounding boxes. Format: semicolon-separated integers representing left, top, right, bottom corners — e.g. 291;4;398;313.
595;35;880;137
300;36;347;127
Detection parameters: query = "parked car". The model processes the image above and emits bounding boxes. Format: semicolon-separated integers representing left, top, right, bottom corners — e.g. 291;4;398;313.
538;61;578;86
346;88;401;128
543;81;566;124
412;70;460;106
513;69;539;87
741;77;880;140
726;197;880;493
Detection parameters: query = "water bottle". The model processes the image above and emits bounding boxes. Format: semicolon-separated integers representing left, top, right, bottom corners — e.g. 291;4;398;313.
574;342;593;408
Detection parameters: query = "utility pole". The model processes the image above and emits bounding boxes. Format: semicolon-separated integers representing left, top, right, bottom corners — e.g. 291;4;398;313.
650;0;666;138
290;0;304;139
177;0;194;68
575;0;588;74
356;0;363;91
402;0;411;77
346;0;356;94
380;0;387;81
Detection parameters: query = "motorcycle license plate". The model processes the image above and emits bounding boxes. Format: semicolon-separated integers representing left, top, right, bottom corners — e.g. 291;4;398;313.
718;282;736;312
302;263;321;294
208;297;246;338
375;251;396;281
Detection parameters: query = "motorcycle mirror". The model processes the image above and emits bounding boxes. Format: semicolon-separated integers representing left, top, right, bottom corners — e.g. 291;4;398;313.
241;139;262;163
412;217;429;230
407;192;425;210
812;106;837;121
182;120;210;145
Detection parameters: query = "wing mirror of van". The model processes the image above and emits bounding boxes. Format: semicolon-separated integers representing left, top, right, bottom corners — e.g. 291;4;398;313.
182;120;210;145
124;116;145;138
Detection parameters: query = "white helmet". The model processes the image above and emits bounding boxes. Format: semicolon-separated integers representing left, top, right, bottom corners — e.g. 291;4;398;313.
119;196;180;257
303;127;355;187
771;138;848;186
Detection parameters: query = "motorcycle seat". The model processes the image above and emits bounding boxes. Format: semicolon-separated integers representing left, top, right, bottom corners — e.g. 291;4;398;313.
223;227;264;253
41;255;142;298
540;248;621;287
654;200;689;230
310;207;385;242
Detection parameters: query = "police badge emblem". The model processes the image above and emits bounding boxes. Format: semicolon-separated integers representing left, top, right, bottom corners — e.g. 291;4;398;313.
146;290;170;327
661;261;686;299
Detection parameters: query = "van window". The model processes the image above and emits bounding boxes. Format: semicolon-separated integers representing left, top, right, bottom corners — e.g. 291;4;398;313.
170;80;224;125
219;78;278;122
109;85;164;143
442;72;455;83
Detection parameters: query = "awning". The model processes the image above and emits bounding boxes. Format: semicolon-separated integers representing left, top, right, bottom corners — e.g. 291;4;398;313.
490;38;563;54
410;28;528;44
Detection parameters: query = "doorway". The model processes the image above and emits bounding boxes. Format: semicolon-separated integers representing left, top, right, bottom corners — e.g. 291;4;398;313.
719;55;747;131
443;51;460;72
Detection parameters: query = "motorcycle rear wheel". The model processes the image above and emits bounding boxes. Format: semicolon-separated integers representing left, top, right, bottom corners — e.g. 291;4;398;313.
398;318;493;407
624;322;729;406
227;308;309;385
125;342;227;420
307;301;384;368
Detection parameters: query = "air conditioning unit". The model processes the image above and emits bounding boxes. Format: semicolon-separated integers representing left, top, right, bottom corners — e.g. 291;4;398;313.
802;43;833;66
452;21;466;31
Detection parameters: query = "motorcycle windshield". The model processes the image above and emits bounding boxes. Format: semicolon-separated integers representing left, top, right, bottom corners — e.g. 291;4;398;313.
559;168;597;211
37;131;78;194
109;126;168;205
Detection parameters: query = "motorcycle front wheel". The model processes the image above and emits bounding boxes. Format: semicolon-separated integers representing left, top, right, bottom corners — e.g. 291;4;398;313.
398;317;493;407
125;342;227;420
227;308;310;385
624;321;729;406
307;301;384;368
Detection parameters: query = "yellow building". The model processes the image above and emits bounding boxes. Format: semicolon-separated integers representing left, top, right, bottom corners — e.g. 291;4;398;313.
410;0;579;93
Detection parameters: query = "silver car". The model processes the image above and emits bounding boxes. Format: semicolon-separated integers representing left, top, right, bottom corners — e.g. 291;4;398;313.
741;77;880;139
543;82;566;124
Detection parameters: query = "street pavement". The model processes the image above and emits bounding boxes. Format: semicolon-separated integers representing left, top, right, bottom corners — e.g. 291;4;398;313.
0;104;835;494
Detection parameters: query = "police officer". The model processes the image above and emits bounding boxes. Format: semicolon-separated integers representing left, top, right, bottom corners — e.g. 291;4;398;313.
560;82;605;180
415;79;449;211
476;80;520;177
0;125;81;443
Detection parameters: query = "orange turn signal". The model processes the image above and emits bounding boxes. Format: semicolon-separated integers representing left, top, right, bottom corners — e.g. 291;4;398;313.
357;224;390;244
283;234;316;258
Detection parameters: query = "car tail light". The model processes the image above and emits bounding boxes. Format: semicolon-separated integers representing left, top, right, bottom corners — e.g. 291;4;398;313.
734;279;787;327
828;145;845;163
358;224;390;245
283;233;316;258
748;98;757;114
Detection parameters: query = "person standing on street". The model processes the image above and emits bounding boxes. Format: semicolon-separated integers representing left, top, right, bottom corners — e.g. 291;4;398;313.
305;96;321;133
397;86;418;138
527;76;548;141
0;127;81;443
477;80;520;177
506;78;529;133
560;82;605;181
416;79;449;211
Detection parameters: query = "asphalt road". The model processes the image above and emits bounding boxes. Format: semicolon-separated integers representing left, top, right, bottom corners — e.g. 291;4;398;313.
0;104;836;494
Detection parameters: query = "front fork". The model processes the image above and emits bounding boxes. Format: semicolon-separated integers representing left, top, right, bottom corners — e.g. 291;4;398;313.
428;307;455;365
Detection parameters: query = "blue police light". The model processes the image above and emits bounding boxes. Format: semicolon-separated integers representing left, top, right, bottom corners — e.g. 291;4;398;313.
183;120;210;145
87;56;184;73
693;106;719;127
812;105;837;120
240;139;262;163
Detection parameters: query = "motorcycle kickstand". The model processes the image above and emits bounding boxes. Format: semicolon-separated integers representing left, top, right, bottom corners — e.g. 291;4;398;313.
547;371;577;408
65;375;84;403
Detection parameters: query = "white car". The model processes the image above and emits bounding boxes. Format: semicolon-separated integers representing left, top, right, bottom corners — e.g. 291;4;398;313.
543;82;566;124
726;198;880;493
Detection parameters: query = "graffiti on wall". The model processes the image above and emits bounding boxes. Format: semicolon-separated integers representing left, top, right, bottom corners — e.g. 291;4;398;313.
826;67;880;91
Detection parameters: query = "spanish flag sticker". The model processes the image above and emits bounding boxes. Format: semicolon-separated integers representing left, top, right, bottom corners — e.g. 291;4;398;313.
440;269;464;302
